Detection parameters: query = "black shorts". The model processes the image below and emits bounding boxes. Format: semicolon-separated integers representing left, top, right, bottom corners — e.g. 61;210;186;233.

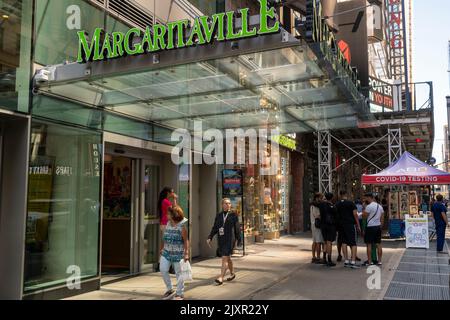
337;226;344;244
342;224;357;247
364;226;382;244
321;225;337;242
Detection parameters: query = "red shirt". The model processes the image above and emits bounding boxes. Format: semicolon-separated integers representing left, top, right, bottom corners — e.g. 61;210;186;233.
160;198;172;226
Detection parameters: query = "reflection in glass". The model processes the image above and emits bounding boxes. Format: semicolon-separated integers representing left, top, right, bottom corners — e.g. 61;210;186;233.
0;0;32;111
25;121;101;292
143;165;159;266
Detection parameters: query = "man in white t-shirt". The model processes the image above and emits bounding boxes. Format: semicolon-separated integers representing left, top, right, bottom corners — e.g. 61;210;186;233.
362;193;384;266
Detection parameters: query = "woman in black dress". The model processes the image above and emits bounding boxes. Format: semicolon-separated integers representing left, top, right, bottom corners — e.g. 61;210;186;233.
207;198;241;285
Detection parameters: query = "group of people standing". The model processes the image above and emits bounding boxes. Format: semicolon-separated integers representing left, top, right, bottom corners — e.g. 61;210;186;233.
310;191;384;268
157;187;241;300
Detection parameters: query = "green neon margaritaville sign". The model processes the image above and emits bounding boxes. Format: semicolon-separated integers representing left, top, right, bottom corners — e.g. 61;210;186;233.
77;0;280;63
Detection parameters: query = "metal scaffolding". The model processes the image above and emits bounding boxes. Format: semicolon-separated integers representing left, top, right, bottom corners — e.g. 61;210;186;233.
318;131;332;194
388;128;402;164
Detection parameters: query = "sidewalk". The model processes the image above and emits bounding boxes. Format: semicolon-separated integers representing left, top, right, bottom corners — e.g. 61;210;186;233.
383;231;450;300
67;234;404;300
68;236;309;300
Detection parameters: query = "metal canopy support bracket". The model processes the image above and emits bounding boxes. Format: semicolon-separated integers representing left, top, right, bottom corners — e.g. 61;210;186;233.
388;128;402;164
318;130;332;194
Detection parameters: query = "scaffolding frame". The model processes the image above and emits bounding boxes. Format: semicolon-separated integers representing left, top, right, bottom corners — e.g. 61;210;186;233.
318;131;332;194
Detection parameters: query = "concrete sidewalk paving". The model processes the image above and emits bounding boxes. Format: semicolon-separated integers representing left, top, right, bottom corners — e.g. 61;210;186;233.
67;234;403;300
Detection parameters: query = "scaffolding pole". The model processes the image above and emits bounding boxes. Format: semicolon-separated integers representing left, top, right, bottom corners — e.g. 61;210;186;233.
388;128;403;164
318;131;332;194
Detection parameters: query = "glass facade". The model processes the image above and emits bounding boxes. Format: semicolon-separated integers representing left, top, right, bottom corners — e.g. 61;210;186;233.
0;0;32;112
189;0;225;15
25;121;101;292
34;0;129;66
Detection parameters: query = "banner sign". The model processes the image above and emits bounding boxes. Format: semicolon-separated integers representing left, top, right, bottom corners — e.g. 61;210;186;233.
405;215;429;249
271;134;297;150
369;76;394;110
77;0;280;63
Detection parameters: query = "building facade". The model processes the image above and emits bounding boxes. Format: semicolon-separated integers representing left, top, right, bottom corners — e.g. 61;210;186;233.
0;0;370;299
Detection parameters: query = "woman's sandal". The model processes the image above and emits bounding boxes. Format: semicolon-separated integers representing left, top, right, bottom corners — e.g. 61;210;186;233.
226;273;236;282
214;279;223;285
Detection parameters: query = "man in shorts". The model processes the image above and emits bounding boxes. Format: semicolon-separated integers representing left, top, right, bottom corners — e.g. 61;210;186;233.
336;191;361;269
362;193;384;266
319;192;338;267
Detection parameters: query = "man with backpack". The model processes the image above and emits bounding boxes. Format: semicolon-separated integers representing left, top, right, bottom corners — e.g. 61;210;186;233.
319;193;338;267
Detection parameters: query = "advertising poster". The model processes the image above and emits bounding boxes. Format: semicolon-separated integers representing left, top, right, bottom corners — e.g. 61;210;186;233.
400;192;409;218
222;169;243;197
405;215;429;249
389;192;399;219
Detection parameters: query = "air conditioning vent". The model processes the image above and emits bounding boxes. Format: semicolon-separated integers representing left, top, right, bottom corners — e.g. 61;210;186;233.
88;0;161;30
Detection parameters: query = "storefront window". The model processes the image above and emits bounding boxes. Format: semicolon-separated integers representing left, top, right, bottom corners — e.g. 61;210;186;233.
240;144;291;242
0;0;32;112
24;121;101;292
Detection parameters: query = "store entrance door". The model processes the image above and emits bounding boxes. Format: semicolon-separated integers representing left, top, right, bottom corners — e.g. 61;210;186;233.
140;162;161;272
101;155;133;279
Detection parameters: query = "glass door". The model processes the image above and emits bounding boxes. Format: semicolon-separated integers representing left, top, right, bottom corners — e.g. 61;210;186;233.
102;155;132;278
141;163;160;271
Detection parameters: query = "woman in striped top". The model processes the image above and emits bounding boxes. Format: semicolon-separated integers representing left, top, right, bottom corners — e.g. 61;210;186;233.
160;206;189;300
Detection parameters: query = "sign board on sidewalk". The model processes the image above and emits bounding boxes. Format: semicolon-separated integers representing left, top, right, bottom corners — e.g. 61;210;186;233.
405;215;429;249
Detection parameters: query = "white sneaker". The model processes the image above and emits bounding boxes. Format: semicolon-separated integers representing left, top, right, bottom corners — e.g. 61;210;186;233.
173;295;184;300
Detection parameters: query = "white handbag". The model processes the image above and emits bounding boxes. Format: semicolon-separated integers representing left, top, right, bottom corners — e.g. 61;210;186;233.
179;259;193;282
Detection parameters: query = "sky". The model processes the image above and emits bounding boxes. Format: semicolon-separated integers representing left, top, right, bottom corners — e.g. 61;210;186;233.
413;0;450;164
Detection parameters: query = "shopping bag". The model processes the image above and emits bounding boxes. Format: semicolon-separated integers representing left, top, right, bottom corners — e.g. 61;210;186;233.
179;259;193;282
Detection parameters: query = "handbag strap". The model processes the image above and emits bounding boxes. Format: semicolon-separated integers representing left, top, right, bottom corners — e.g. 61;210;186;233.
367;204;379;225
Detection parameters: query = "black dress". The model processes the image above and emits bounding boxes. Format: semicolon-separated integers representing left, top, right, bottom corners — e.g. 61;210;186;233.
208;211;241;257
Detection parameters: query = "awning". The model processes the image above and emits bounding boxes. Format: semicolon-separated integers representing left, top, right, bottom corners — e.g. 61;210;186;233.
33;28;372;136
362;152;450;185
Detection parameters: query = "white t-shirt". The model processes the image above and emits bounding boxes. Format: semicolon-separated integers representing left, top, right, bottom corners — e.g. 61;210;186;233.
365;202;383;227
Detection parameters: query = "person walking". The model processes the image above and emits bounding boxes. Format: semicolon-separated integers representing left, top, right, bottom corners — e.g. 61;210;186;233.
160;206;189;300
207;198;242;285
158;187;177;233
362;193;384;266
336;191;361;269
432;194;449;254
319;192;338;267
310;193;325;264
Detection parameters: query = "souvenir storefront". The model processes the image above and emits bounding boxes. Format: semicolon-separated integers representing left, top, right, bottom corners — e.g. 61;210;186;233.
220;138;296;245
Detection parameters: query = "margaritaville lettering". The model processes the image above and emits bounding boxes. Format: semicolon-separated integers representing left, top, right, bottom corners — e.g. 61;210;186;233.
77;0;279;63
306;0;362;93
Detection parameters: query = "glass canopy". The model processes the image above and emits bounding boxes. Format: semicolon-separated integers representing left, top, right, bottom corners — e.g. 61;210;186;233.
37;44;369;135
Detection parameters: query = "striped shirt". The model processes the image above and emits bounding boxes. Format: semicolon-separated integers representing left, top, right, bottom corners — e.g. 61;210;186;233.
162;218;187;262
